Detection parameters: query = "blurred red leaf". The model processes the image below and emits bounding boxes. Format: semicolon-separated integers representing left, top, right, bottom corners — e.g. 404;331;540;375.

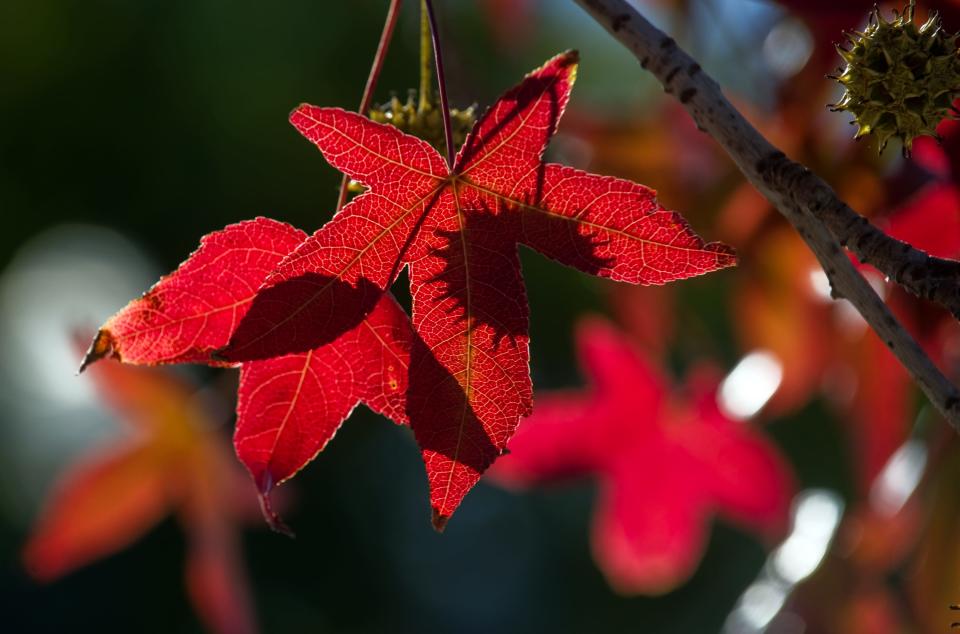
881;182;960;261
490;318;793;594
25;352;258;634
836;587;908;634
24;442;173;581
479;0;537;52
87;218;412;531
913;102;960;176
215;51;735;527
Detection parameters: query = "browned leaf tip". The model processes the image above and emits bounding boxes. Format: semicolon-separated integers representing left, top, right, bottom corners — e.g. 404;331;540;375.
431;508;449;533
77;329;116;374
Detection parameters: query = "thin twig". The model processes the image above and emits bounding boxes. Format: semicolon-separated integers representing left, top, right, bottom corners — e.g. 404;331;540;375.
336;0;403;211
423;0;455;168
419;0;432;113
573;0;960;430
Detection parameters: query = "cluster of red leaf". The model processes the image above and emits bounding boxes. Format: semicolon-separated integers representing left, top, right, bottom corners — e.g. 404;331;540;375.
26;345;259;634
83;51;735;532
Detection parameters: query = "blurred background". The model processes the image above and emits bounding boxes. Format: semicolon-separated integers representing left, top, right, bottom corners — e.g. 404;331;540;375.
3;0;960;632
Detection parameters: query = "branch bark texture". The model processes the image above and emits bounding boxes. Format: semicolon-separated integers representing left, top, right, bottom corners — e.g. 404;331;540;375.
573;0;960;430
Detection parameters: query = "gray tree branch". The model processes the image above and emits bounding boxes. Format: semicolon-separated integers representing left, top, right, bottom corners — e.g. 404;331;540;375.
573;0;960;430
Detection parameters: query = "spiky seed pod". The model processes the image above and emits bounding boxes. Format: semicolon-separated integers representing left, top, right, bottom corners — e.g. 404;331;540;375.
368;90;476;155
831;1;960;155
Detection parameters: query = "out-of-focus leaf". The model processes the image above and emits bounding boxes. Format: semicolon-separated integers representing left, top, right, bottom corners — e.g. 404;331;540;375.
490;318;794;594
25;348;259;634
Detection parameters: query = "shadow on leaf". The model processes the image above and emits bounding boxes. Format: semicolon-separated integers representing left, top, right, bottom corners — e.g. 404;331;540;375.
424;198;613;348
221;275;382;362
406;327;499;530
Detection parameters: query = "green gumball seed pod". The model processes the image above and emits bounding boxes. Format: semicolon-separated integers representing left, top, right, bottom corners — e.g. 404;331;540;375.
368;90;476;156
831;0;960;155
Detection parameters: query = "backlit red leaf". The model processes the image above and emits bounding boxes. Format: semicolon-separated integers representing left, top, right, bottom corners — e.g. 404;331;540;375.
222;50;735;527
87;219;413;527
87;217;306;367
235;293;410;507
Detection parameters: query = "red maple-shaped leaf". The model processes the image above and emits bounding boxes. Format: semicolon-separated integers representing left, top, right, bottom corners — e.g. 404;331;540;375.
490;319;793;593
86;218;411;530
26;343;259;634
220;51;735;528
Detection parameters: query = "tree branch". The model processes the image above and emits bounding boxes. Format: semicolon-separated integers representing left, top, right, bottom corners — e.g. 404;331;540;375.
573;0;960;430
769;163;960;321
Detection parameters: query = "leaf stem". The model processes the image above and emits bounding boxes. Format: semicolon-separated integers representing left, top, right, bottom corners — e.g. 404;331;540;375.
423;0;455;168
419;0;432;113
336;0;403;211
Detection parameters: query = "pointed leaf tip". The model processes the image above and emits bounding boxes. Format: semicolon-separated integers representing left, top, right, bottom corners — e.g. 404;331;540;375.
431;508;449;533
78;329;116;374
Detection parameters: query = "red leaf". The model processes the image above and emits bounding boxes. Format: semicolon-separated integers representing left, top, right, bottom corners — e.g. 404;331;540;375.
235;293;410;514
181;455;259;634
490;319;793;593
185;542;257;634
88;218;413;530
86;217;306;367
27;348;260;634
23;442;174;581
222;51;735;526
882;182;960;261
